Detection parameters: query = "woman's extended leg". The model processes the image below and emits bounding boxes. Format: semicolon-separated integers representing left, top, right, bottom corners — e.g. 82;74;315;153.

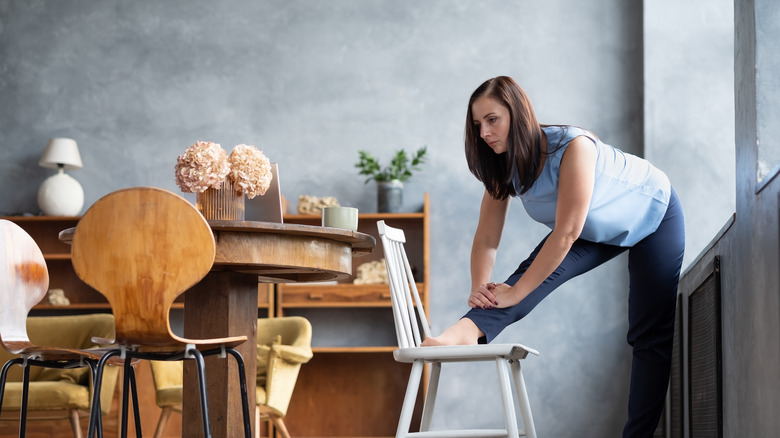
425;234;625;345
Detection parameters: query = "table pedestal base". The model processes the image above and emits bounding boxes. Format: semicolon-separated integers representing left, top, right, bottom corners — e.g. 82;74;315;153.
183;271;258;438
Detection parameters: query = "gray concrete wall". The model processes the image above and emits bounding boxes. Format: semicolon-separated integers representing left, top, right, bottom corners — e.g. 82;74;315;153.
0;1;654;436
644;0;735;270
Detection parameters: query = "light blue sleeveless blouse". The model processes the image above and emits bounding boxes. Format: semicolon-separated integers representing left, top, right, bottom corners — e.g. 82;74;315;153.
513;126;671;247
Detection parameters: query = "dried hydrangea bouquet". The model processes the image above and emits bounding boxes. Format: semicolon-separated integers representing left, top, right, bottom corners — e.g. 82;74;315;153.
175;141;272;220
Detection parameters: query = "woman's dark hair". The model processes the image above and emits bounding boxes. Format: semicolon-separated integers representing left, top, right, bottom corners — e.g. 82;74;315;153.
465;76;543;200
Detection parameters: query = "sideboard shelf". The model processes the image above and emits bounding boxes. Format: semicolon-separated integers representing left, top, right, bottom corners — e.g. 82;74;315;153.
277;283;424;309
42;254;71;260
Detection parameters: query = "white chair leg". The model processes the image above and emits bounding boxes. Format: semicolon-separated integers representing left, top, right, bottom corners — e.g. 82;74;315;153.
496;358;520;437
510;359;537;438
419;361;441;432
69;409;83;438
270;414;291;438
153;406;173;438
397;360;425;438
255;406;261;438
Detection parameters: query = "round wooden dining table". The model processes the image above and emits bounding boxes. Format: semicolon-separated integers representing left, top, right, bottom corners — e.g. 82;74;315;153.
185;220;374;438
62;220;375;438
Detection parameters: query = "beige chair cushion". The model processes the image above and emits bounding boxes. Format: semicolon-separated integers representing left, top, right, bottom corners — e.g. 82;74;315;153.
1;381;90;410
35;367;87;385
0;314;116;384
0;314;119;415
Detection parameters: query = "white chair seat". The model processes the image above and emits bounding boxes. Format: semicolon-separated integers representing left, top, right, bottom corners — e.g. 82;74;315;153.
394;344;539;363
406;429;531;438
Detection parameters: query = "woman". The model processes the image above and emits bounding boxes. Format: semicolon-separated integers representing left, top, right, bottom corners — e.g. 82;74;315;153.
423;76;685;438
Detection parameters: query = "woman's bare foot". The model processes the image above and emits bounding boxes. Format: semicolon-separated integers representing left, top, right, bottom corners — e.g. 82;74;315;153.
420;336;450;346
421;318;484;346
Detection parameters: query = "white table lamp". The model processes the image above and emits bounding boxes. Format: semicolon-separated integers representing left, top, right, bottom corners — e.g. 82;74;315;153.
37;138;84;216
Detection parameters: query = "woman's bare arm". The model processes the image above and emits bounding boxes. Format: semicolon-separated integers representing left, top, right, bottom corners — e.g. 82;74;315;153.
493;136;597;307
468;190;510;308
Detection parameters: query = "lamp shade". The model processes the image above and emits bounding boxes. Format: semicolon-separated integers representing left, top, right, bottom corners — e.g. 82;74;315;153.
39;138;83;170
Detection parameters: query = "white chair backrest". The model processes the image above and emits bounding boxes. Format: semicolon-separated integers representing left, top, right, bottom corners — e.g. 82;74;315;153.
377;220;430;349
0;219;49;344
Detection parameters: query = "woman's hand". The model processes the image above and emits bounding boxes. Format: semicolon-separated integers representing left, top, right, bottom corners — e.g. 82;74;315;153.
469;282;523;309
468;282;499;309
491;283;523;308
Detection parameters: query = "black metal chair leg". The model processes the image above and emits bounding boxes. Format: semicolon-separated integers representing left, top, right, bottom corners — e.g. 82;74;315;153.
0;358;23;414
119;357;134;438
189;348;212;438
226;349;252;438
127;365;142;438
85;360;104;438
87;351;120;438
19;364;31;438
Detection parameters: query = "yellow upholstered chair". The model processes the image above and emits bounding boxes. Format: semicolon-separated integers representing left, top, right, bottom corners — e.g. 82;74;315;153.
148;360;182;438
150;317;313;438
0;315;119;437
255;316;313;438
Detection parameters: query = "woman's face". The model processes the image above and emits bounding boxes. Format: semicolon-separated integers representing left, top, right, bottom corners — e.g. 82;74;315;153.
471;96;510;154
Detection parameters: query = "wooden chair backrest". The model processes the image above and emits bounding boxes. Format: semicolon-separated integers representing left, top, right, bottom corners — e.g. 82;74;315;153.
0;220;49;347
377;220;430;349
71;187;216;347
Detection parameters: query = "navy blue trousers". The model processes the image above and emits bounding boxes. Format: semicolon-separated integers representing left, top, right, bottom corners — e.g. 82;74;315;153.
464;189;684;438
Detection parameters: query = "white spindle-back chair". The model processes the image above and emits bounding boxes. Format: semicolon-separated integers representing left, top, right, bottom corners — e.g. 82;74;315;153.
378;220;539;438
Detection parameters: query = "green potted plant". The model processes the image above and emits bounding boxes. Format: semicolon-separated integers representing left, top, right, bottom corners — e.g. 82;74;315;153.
355;146;427;212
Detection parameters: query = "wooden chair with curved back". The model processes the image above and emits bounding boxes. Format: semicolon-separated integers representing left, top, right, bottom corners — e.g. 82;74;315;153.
0;219;118;438
69;187;252;438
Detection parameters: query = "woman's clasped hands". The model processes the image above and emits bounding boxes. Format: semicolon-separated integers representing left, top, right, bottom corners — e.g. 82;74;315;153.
468;282;520;309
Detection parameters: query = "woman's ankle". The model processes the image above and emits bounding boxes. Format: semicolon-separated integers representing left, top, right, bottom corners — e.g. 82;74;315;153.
422;318;483;346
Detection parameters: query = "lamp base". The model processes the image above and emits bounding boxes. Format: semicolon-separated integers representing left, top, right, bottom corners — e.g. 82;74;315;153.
37;170;84;216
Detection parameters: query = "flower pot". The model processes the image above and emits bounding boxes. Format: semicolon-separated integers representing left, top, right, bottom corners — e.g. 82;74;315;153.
196;178;245;220
377;180;403;213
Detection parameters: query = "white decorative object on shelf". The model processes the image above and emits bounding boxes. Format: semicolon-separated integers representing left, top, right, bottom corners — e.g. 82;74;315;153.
353;259;388;285
297;195;339;215
47;288;71;306
37;138;84;216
